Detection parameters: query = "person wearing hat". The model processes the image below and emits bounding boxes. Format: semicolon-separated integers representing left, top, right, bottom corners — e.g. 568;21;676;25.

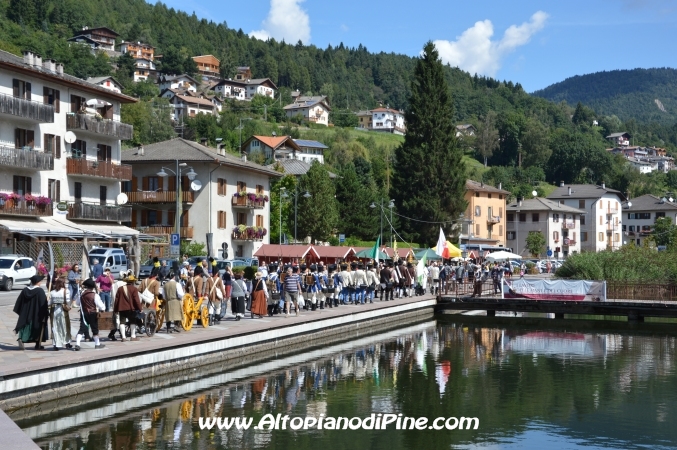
250;271;268;318
139;268;161;309
230;269;248;320
163;272;185;333
114;273;143;341
108;270;129;341
366;264;379;303
326;264;338;308
207;267;225;324
74;278;106;350
338;263;351;305
352;263;368;305
13;274;49;350
180;261;190;279
316;264;327;310
380;262;394;301
282;266;302;317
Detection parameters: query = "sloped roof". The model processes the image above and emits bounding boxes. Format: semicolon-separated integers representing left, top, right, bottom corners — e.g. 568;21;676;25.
86;75;123;87
159;74;199;84
254;245;319;259
72;26;119;37
121;138;282;177
371;107;403;114
293;139;328;149
266;159;337;178
466;179;511;194
173;94;214;107
507;197;586;214
0;50;136;103
314;246;355;259
251;135;299;151
547;184;626;201
625;194;677;212
284;95;331;112
606;132;631;138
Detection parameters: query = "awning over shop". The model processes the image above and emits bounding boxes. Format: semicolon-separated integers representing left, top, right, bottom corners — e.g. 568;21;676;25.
0;217;147;240
63;222;155;241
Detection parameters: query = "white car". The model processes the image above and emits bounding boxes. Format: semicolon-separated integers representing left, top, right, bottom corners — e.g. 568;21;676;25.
0;255;36;291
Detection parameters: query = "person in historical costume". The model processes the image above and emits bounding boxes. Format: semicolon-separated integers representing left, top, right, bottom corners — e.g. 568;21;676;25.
13;275;49;350
67;263;81;302
316;264;327;310
366;264;379;304
352;263;368;304
338;264;351;305
207;268;225;324
108;270;129;341
230;269;248;320
163;273;185;333
394;260;406;299
138;268;161;309
266;264;281;316
114;274;143;342
49;277;73;350
74;278;106;350
380;262;394;301
250;271;269;318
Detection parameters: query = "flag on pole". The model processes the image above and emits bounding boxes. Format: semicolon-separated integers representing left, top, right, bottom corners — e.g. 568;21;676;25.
370;236;381;264
435;227;447;258
417;251;428;289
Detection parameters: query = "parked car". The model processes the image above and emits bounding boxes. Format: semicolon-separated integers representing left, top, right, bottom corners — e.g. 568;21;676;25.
0;255;36;291
536;260;563;273
139;258;175;279
88;248;128;279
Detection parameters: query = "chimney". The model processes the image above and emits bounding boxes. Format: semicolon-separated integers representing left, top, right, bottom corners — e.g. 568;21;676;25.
498;182;502;191
558;200;562;206
56;63;64;75
200;137;208;146
22;50;33;66
601;182;606;189
43;59;56;72
138;145;145;156
559;181;564;187
241;154;247;162
518;198;523;207
568;186;572;196
33;54;42;69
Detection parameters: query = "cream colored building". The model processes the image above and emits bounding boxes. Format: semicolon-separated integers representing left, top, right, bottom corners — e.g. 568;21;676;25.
460;180;510;248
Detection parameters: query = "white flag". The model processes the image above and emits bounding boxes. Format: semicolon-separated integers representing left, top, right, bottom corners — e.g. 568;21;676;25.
435;227;446;258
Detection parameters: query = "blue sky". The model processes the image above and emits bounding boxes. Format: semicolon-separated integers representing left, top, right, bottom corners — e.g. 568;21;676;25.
156;0;677;92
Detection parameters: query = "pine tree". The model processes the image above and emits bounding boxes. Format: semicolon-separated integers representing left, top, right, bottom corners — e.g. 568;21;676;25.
296;162;338;243
335;162;378;240
390;42;466;246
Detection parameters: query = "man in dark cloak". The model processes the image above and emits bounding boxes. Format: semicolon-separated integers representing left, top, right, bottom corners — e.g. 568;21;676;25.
13;275;49;350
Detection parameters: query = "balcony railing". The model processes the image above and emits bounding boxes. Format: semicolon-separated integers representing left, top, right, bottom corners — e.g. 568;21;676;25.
232;227;266;242
0;199;53;217
66;113;133;140
137;226;194;239
606;207;619;214
562;222;575;229
67;157;132;181
563;238;576;246
487;216;501;224
0;92;54;122
232;195;266;209
68;202;132;222
124;191;194;203
0;144;53;170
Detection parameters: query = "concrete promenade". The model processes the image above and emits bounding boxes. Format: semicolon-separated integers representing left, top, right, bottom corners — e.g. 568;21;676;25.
0;294;436;411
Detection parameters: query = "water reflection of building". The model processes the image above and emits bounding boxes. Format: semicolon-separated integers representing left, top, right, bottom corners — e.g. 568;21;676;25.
505;332;608;358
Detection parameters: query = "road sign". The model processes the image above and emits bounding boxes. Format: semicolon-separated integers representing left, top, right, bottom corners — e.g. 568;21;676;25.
339;234;345;243
547;249;553;257
170;233;180;256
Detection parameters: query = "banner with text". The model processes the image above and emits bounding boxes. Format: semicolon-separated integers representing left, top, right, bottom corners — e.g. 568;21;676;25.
504;279;606;302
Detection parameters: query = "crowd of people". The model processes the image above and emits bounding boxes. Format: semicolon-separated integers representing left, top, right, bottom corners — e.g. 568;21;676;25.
11;253;521;352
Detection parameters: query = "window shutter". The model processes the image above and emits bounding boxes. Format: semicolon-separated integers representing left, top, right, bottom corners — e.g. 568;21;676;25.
56;180;60;202
142;176;149;191
14;128;20;149
12;79;19;97
182;209;189;227
43;86;48;104
168;176;175;192
132;176;138;191
131;210;137;228
25;82;31;99
26;177;32;195
141;210;148;226
106;145;111;161
157;176;163;191
181;176;189;191
81;140;86;157
27;130;34;148
71;94;76;113
55;89;60;113
168;210;175;228
55;136;61;158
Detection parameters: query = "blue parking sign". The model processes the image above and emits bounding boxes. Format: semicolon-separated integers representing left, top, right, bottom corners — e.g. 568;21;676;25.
170;233;180;255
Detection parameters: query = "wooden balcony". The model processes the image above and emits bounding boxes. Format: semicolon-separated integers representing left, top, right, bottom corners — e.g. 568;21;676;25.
486;216;501;224
0;199;53;217
606;207;619;214
0;92;54;123
231;196;265;209
562;222;575;229
124;191;194;203
68;202;132;222
231;227;266;242
67;157;132;181
0;144;53;170
563;238;576;246
137;226;194;239
66;113;133;140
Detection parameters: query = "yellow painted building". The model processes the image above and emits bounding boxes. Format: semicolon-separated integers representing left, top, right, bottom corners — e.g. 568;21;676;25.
461;180;510;247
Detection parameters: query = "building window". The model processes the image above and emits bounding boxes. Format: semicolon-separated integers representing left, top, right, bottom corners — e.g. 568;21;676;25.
237;212;247;226
256;214;264;228
48;179;60;203
507;231;516;240
581;232;588;242
580;215;585;225
532;213;539;222
507;213;514;222
614;233;620;242
71;94;86;113
475;224;480;236
475;192;480;198
599;216;603;225
15;128;35;149
256;184;264;195
44;134;61;158
475;206;481;217
553;214;559;223
74;182;82;201
499;207;503;218
599;201;602;210
573;232;576;241
519;213;526;222
656;212;666;219
217;178;227;196
579;200;585;209
13;176;31;195
99;186;107;205
598;232;604;242
252;141;260;147
237;181;246;193
71;139;86;158
43;87;60;113
488;194;492;199
553;231;560;241
13;79;31;100
217;211;226;229
499;224;503;235
97;144;112;162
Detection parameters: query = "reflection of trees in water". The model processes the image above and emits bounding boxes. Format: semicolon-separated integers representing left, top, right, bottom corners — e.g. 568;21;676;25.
39;324;677;449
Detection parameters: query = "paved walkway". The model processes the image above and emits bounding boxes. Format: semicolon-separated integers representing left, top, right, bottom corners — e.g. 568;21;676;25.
0;294;436;379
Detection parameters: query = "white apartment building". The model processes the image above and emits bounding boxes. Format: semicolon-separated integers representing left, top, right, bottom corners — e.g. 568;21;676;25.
284;96;331;126
0;49;138;253
122;138;281;258
213;78;277;101
371;107;405;135
622;194;677;247
506;197;584;258
158;74;198;93
547;183;626;252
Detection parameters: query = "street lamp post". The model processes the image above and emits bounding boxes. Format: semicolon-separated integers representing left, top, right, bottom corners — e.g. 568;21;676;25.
370;199;395;247
281;187;311;243
279;186;286;245
157;161;198;237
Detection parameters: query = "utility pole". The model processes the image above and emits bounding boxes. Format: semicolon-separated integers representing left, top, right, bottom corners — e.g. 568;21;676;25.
264;104;267;122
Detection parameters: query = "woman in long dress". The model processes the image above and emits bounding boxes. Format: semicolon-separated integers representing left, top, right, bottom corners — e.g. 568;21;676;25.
49;277;73;350
251;271;268;318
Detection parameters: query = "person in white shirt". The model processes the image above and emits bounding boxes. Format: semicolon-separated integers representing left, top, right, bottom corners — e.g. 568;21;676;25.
430;262;441;295
74;278;106;350
352;263;368;304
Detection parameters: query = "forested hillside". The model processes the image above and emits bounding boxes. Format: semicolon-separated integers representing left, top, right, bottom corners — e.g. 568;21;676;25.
533;68;677;125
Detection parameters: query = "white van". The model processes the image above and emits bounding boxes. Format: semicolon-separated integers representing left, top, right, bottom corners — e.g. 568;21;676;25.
88;248;128;279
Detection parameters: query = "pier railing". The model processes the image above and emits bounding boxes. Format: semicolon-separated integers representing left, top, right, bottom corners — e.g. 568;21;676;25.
606;282;677;302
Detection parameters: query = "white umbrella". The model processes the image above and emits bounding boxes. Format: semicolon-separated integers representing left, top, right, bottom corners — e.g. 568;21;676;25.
486;250;522;262
86;98;112;107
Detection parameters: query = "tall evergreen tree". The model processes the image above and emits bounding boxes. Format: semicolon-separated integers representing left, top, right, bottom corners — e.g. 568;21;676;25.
390;42;466;245
335;162;378;240
296;162;338;243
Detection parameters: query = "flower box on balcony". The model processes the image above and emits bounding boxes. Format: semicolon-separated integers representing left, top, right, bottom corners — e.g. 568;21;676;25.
231;225;267;241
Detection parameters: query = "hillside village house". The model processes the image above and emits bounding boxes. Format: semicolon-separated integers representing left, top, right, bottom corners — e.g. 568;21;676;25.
86;76;123;94
506;197;585;258
356;110;373;130
547;183;626;252
68;26;119;52
117;41;157;82
455;124;476;137
122;138;280;258
213;77;277;101
0;49;139;253
370;107;405;135
606;132;631;147
459;180;510;250
158;74;198;93
242;136;328;164
192;55;220;79
167;93;215;121
622;194;677;247
284;96;331;126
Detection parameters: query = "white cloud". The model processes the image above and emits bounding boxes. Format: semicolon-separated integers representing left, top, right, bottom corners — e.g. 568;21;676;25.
250;0;311;43
432;11;548;77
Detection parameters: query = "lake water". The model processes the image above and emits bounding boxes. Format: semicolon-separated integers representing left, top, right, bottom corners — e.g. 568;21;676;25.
14;315;677;450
